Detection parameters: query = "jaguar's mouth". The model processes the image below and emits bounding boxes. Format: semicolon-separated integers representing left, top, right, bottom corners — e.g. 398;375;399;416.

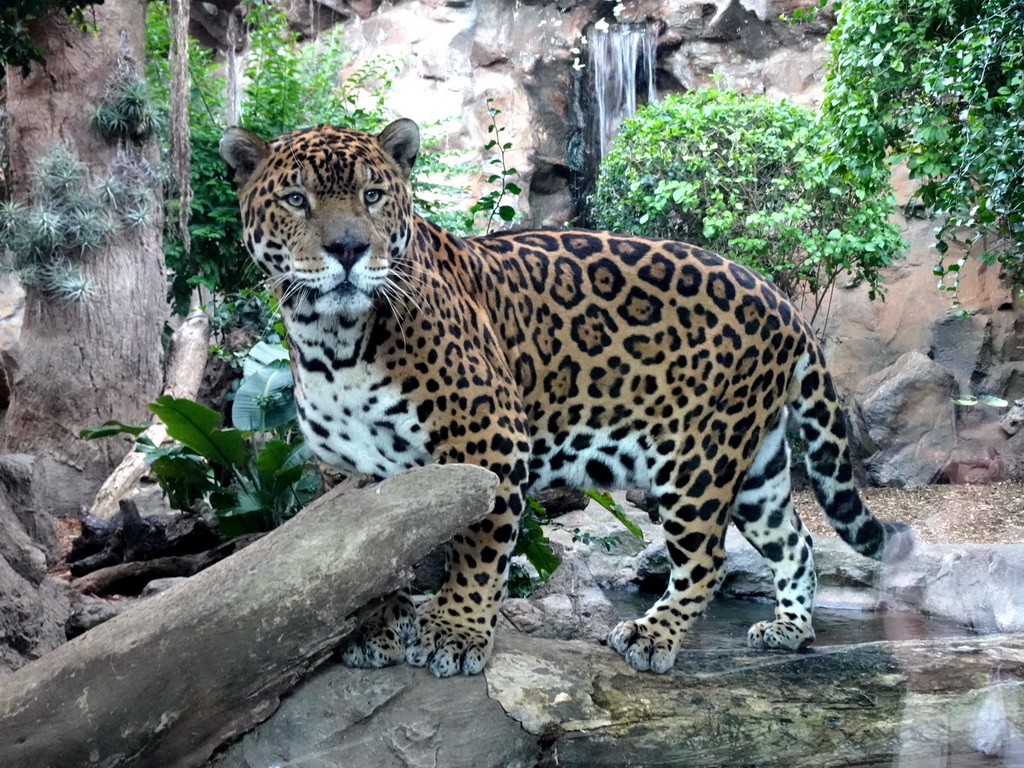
331;281;358;296
311;278;375;318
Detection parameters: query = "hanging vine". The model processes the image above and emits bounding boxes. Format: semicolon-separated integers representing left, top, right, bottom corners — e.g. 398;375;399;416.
169;0;192;255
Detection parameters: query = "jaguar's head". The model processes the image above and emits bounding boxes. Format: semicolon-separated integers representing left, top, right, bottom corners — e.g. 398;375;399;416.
220;119;420;319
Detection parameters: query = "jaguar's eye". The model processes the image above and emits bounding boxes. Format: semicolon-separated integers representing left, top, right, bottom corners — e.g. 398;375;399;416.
282;191;307;209
364;189;383;205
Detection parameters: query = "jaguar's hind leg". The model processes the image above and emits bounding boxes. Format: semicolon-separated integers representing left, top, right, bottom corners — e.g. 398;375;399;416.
339;590;416;668
608;460;739;673
732;412;817;651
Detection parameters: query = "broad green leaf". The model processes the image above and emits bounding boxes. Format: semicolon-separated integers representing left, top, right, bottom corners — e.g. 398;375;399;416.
586;489;644;540
149;396;248;467
232;360;295;431
517;515;561;581
79;419;151;440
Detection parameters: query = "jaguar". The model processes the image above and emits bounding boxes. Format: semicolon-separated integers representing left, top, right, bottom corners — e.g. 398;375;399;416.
220;118;910;677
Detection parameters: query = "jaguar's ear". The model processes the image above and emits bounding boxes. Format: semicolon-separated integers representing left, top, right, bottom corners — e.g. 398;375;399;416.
378;118;420;178
220;127;270;187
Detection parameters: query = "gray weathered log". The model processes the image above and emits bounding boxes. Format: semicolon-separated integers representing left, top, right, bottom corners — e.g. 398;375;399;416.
213;632;1024;768
0;464;497;768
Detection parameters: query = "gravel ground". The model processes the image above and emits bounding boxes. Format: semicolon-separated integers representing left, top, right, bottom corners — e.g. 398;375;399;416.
795;480;1024;545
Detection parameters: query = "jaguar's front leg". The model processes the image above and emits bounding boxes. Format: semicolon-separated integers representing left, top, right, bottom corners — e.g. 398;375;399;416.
405;462;526;677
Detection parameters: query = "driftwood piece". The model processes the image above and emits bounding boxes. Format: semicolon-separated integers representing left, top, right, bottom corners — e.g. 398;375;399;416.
0;464;497;768
71;533;263;596
214;633;1024;768
87;311;212;520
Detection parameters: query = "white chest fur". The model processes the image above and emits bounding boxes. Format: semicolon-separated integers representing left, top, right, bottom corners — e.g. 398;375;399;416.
288;318;432;478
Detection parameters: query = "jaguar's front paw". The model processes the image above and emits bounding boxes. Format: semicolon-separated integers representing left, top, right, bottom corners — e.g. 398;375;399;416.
607;619;678;674
338;592;415;669
405;607;495;677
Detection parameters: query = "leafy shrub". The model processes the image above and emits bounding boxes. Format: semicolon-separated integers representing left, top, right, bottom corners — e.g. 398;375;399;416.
589;88;904;317
821;0;1024;301
82;389;318;537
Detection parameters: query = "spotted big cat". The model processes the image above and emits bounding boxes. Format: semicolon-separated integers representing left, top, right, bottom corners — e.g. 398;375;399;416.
220;118;911;677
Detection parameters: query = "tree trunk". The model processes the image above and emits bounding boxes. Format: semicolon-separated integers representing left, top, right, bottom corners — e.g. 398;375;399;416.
0;464;498;768
2;0;166;515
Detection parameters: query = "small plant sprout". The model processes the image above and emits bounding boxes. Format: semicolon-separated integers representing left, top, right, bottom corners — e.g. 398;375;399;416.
464;98;521;234
32;144;86;196
121;202;153;230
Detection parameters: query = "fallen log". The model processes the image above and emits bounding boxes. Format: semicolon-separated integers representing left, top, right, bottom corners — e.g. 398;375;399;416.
212;632;1024;768
0;464;497;768
87;310;211;520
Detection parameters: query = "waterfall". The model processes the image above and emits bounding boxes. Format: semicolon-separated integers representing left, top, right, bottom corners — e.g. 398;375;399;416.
588;22;657;162
572;21;657;224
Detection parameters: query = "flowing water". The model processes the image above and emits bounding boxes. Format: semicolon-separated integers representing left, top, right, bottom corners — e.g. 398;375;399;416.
573;21;658;221
587;22;658;162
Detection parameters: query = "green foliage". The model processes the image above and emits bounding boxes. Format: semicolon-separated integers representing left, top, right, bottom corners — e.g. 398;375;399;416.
822;0;1024;301
81;395;319;537
0;0;101;73
585;489;644;540
145;3;249;315
0;143;158;301
464;99;521;234
589;88;904;315
230;340;295;432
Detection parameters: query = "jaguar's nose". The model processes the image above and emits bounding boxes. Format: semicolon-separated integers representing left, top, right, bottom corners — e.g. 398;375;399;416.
323;235;371;274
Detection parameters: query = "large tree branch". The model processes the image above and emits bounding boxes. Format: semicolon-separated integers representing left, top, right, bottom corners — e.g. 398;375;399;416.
0;464;497;768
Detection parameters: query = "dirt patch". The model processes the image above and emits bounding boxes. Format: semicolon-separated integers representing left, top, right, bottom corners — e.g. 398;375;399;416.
796;480;1024;545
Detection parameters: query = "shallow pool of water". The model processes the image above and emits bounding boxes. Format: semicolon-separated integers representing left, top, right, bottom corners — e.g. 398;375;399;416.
605;591;981;650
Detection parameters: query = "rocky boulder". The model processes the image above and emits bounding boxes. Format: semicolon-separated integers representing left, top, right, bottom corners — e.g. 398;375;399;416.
0;467;68;674
854;351;957;487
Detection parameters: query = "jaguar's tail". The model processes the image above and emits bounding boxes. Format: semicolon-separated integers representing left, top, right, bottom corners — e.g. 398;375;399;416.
788;350;913;562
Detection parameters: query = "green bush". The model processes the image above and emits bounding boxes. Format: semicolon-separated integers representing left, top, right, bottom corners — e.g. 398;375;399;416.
589;88;904;316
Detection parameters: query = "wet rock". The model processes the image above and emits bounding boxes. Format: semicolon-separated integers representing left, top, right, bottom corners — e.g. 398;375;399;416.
882;543;1024;633
211;664;538;768
502;554;618;642
213;633;1024;768
140;577;187;597
1002;399;1024;436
